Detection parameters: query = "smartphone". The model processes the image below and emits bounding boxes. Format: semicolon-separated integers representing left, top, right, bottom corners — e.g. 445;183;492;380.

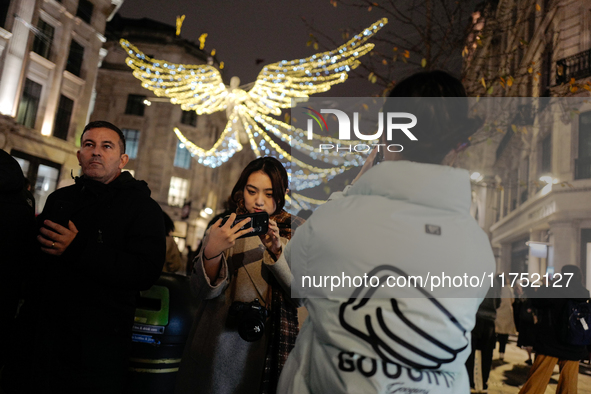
48;200;71;227
221;212;269;239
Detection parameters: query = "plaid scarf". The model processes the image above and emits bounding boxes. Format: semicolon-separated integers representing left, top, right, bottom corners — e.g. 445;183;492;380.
236;202;305;394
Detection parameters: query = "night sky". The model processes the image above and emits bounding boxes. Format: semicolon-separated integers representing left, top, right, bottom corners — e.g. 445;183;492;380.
118;0;389;97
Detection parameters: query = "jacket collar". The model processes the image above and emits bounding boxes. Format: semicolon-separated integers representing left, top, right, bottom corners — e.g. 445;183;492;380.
348;161;471;214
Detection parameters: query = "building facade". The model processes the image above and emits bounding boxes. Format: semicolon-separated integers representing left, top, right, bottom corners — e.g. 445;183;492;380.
463;0;591;286
0;0;122;212
92;16;253;252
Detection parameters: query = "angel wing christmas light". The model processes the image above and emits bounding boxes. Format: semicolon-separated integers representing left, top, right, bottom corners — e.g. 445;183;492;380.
120;18;387;196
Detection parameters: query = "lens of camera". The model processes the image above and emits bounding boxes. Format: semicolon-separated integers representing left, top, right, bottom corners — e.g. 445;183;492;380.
237;315;265;342
229;299;268;342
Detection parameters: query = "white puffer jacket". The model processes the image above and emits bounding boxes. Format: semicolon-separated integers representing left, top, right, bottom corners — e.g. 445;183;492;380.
278;161;495;394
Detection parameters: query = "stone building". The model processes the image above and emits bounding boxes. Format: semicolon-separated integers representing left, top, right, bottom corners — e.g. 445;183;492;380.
92;15;253;252
0;0;122;212
462;0;591;285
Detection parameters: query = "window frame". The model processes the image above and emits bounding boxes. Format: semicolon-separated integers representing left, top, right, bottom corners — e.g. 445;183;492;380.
121;128;140;159
180;110;198;127
124;94;146;116
16;78;43;129
540;134;552;174
168;176;190;207
66;39;84;77
174;139;191;169
32;19;54;60
52;94;74;140
76;0;94;24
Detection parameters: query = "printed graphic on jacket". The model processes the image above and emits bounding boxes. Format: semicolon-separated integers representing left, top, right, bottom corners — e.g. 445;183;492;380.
337;265;469;391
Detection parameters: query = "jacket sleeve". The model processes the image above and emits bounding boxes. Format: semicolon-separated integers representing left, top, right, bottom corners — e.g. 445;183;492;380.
262;237;303;307
76;197;166;291
190;233;230;300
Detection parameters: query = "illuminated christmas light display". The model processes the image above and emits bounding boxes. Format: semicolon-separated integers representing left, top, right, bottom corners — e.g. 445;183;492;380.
120;18;387;201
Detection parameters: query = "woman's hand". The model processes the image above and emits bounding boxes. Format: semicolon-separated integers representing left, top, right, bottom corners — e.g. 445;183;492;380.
203;213;253;259
259;219;282;258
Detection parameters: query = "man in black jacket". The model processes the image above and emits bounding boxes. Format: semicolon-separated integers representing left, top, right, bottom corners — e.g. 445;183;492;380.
1;121;166;394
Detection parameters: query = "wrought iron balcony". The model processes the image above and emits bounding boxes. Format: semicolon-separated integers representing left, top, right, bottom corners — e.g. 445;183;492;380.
575;157;591;180
556;49;591;85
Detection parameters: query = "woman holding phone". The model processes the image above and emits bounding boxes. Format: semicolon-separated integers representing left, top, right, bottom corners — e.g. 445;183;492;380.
175;157;304;394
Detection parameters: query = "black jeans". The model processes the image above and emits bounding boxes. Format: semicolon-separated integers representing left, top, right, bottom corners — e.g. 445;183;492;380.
466;319;496;389
497;333;509;354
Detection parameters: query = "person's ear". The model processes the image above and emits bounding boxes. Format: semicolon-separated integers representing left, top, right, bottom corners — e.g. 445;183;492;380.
76;150;81;165
119;153;129;169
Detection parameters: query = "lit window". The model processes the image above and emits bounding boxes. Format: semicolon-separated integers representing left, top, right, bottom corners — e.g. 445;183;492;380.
174;140;191;169
16;79;42;129
122;129;140;159
168;177;189;207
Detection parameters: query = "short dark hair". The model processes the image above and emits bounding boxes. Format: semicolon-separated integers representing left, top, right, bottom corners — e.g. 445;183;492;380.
384;70;480;164
81;121;126;154
561;264;583;285
230;157;288;215
162;211;175;235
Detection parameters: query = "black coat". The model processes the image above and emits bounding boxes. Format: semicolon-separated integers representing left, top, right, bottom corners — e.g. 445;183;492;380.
3;172;166;394
0;150;36;368
533;283;590;361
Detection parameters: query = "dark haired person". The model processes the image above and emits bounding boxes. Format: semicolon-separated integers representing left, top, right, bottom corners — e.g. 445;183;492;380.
175;157;305;394
518;265;590;394
1;121;166;394
276;71;495;393
0;150;36;371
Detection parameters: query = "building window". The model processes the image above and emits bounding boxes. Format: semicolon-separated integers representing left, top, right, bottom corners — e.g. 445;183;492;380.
11;150;60;214
520;157;530;204
540;41;553;96
540;134;552;174
122;129;140;159
16;79;42;129
53;95;74;140
125;94;146;116
168;177;189;206
66;40;84;77
577;111;591;179
181;110;197;127
76;0;94;24
32;19;54;60
174;140;191;169
0;1;10;29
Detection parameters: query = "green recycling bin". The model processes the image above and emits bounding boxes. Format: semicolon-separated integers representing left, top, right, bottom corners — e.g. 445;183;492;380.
125;273;198;394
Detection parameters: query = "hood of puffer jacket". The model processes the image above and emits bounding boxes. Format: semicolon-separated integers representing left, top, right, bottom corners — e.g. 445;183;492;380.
74;171;151;197
0;149;25;195
348;160;471;214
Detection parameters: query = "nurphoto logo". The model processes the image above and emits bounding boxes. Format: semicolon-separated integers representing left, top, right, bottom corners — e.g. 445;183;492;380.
304;107;418;153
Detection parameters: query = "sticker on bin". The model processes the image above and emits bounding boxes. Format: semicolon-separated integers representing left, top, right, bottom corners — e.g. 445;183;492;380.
133;323;165;334
132;333;161;344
